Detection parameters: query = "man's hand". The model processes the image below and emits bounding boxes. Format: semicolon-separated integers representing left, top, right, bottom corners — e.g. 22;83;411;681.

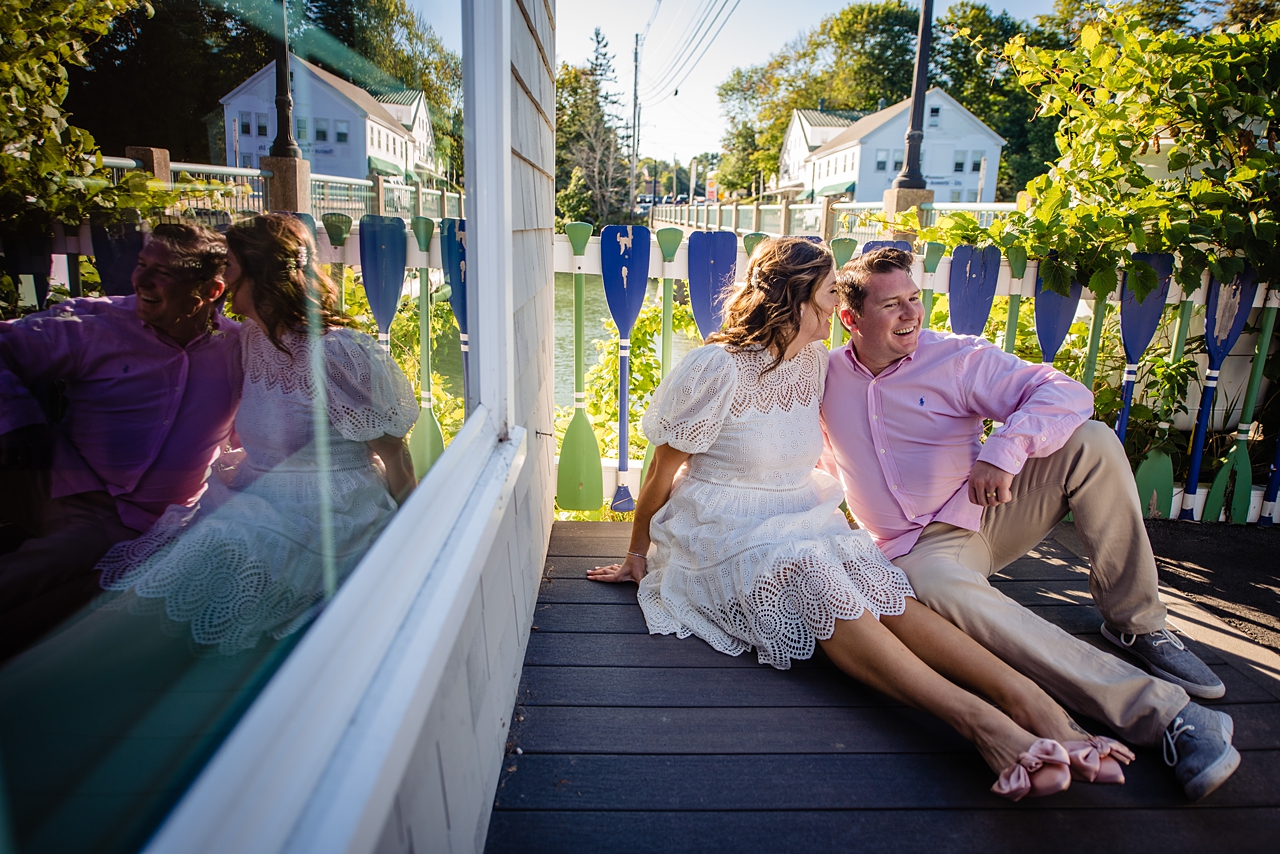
968;460;1015;507
0;425;53;471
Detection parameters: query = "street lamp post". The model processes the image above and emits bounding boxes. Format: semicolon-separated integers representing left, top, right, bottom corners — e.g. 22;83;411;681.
270;0;302;159
892;0;933;190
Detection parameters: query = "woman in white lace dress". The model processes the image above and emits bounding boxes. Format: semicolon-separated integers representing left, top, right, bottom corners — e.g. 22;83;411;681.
591;237;1131;800
95;213;419;652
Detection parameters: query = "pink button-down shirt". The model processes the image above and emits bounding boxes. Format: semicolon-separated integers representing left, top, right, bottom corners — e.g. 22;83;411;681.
819;330;1093;559
0;296;241;532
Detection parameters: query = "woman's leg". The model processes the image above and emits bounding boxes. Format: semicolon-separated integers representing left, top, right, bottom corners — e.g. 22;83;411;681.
819;610;1040;774
880;598;1087;744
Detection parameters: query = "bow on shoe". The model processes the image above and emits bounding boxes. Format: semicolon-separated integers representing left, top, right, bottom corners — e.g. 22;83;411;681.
1064;735;1136;784
991;739;1072;801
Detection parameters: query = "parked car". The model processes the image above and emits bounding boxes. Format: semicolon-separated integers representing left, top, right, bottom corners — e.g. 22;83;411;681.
675;194;688;205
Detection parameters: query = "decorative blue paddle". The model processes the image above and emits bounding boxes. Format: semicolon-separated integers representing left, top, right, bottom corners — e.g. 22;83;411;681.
1115;253;1175;442
687;230;738;339
861;240;912;254
1035;268;1083;364
440;217;470;405
1179;264;1258;520
357;215;407;351
89;215;144;297
600;225;652;512
948;245;1002;336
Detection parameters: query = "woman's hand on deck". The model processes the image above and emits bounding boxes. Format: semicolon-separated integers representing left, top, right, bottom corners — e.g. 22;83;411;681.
588;553;647;584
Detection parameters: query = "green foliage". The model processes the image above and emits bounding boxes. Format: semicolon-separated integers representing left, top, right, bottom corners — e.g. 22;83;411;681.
555;167;593;233
555;30;630;225
0;0;164;234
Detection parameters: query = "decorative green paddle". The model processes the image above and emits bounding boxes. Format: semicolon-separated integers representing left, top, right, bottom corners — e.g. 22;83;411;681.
1081;291;1109;389
557;222;604;510
829;237;858;348
407;216;445;477
1002;246;1028;354
922;241;945;331
321;213;353;312
1204;286;1276;524
641;227;685;488
743;232;768;257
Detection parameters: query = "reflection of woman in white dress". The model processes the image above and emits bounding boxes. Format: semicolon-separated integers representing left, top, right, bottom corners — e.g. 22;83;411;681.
97;213;419;652
591;237;1132;800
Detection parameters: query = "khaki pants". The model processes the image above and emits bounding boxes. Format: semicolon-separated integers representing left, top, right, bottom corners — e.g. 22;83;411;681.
893;421;1187;746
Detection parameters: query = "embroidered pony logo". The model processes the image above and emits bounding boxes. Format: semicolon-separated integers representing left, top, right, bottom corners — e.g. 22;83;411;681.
919;397;925;407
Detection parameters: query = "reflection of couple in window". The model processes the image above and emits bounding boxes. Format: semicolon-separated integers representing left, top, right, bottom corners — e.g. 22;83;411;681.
0;214;418;655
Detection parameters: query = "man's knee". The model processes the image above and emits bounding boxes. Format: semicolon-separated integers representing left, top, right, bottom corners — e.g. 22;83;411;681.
1065;420;1127;465
894;557;989;614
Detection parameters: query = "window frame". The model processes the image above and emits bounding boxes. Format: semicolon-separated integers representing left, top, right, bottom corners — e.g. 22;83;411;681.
874;148;888;171
954;150;967;173
314;119;328;142
144;1;522;849
334;120;349;144
239;111;251;135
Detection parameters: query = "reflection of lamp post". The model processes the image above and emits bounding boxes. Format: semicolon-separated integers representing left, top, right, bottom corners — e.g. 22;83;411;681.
270;0;302;159
892;0;933;190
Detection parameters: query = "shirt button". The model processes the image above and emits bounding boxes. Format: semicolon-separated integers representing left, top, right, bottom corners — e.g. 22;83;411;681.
879;448;886;453
873;415;879;420
163;420;170;425
1040;435;1046;441
892;485;898;490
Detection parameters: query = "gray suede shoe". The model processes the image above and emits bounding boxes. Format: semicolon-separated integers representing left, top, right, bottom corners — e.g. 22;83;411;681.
1164;702;1240;800
1101;624;1226;699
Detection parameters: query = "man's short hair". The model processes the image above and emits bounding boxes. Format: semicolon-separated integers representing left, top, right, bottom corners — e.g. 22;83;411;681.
836;247;914;316
147;222;227;285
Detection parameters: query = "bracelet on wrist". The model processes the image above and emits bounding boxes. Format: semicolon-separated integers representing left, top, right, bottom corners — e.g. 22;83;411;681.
627;551;648;560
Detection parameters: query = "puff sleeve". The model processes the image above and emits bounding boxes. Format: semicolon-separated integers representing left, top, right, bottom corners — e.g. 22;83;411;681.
322;328;420;441
640;344;738;454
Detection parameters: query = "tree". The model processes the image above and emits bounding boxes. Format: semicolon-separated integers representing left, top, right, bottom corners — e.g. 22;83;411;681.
554;29;629;226
0;0;155;236
716;123;762;194
1216;0;1280;25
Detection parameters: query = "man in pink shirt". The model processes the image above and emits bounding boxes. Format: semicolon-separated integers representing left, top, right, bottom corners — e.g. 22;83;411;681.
820;248;1237;799
0;222;241;655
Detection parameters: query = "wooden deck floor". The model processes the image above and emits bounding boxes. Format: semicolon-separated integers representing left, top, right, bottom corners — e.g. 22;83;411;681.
485;522;1280;853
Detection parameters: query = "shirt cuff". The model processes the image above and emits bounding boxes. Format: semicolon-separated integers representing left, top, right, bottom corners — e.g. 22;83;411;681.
0;400;48;435
977;434;1028;475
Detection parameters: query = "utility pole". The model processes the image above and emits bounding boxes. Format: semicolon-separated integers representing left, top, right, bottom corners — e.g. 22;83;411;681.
629;33;640;216
690;159;698;201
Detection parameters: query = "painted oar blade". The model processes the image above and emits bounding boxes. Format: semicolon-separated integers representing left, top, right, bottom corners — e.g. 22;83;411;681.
440;218;468;335
1120;253;1174;364
830;237;858;269
1035;273;1082;363
862;240;912;254
557;411;604;510
949;245;1001;336
280;211;317;241
1203;447;1235;523
358;215;408;334
743;232;767;257
407;409;445;478
89;214;144;296
1134;449;1175;519
600;225;651;336
322;213;353;248
611;485;636;513
687;231;738;339
1205;265;1258;365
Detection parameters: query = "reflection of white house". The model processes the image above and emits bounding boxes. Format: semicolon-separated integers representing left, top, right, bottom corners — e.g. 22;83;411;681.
783;89;1004;203
776;107;868;195
220;54;437;181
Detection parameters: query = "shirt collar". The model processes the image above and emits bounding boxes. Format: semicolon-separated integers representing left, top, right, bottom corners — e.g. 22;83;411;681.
842;341;915;379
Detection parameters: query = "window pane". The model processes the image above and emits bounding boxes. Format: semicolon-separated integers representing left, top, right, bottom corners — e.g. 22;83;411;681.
951;189;963;201
0;1;473;848
972;151;984;172
954;150;967;173
967;189;979;202
892;149;904;171
875;149;888;171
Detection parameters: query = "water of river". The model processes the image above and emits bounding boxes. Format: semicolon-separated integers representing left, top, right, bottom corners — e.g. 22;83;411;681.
554;272;698;409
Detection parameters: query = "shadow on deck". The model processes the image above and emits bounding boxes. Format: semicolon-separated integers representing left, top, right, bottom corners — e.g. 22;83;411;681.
486;522;1280;853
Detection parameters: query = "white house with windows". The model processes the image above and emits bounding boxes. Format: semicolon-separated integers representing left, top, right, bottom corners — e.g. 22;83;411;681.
220;54;438;181
776;107;868;196
801;88;1004;203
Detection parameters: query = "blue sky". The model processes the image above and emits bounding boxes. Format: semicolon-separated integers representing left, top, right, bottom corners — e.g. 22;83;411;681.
555;0;1059;160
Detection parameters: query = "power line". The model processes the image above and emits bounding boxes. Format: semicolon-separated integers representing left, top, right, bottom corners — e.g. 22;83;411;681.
638;0;727;98
640;0;663;45
644;0;743;107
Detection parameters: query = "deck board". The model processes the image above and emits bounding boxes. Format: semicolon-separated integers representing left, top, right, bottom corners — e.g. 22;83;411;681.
486;522;1280;853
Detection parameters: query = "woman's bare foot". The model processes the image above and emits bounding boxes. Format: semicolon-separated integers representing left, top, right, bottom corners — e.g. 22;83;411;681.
967;706;1042;774
996;675;1093;744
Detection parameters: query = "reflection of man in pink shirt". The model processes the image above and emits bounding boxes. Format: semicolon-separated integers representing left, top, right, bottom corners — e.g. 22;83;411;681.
0;222;240;655
820;248;1237;799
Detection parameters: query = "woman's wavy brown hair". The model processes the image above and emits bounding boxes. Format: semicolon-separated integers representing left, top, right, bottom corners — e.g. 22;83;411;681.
705;236;833;373
225;213;353;354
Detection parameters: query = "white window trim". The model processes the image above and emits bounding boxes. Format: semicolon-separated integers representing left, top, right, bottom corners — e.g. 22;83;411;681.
143;1;520;851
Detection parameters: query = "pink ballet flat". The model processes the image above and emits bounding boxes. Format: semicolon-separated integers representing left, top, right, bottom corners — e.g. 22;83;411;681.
991;739;1072;801
1063;736;1136;784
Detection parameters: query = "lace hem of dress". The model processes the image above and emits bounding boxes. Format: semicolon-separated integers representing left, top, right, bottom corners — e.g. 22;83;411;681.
637;536;914;670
